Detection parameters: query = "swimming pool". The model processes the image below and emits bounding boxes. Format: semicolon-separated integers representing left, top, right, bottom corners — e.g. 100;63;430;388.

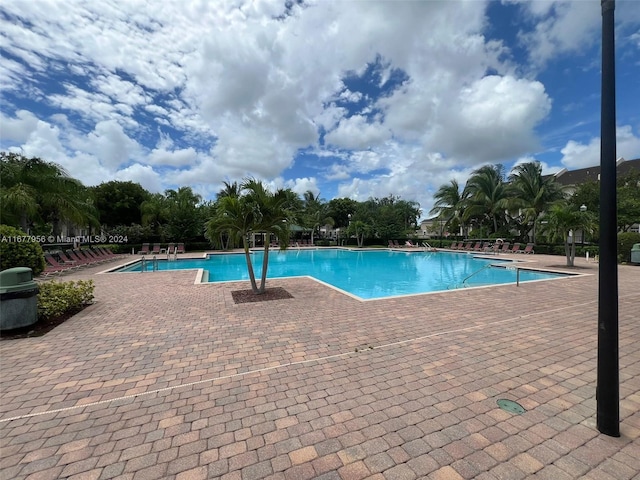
112;249;570;300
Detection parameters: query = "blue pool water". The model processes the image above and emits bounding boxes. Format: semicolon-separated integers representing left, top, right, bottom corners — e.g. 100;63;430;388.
113;249;569;300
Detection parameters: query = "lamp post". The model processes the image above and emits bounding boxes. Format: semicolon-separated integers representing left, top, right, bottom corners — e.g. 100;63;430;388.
579;205;587;245
597;0;619;437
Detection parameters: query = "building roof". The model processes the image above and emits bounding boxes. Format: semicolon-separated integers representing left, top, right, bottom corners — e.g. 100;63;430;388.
550;157;640;186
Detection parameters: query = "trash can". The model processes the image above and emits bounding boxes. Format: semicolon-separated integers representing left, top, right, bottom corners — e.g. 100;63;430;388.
0;267;40;330
631;243;640;265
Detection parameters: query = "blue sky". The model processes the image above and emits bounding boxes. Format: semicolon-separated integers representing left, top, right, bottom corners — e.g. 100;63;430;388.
1;0;639;217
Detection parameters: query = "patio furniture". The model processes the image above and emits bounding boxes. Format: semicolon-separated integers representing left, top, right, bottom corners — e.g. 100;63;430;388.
508;243;521;254
519;243;535;254
43;254;73;275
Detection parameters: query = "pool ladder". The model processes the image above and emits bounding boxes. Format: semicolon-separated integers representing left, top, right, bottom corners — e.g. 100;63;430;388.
140;255;159;272
448;263;493;289
461;263;492;286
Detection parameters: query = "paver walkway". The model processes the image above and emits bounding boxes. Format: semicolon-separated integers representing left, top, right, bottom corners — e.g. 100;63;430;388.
1;251;639;480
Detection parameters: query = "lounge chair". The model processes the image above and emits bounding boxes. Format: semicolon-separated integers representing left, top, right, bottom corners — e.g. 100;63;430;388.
76;249;104;264
404;240;418;248
449;242;458;250
393;240;401;247
85;249;110;263
96;247;116;258
77;249;105;264
65;249;91;266
151;243;161;255
499;242;510;253
176;243;185;254
44;253;74;275
484;242;501;254
388;240;395;248
82;249;100;261
90;247;112;261
167;243;175;255
472;242;483;251
58;250;80;266
139;243;150;255
507;243;521;254
519;243;535;254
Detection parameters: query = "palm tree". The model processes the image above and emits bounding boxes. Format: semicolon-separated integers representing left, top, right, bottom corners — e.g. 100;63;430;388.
141;193;169;240
211;181;241;250
302;190;333;244
508;161;564;243
541;203;597;266
217;181;240;200
0;152;98;233
206;194;259;289
464;165;510;235
244;179;293;292
346;220;372;248
429;179;469;237
206;179;292;294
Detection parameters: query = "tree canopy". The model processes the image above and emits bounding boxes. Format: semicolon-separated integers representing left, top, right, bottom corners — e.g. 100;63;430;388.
0;152;98;234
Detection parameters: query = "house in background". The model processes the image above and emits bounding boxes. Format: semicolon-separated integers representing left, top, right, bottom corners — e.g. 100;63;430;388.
550;156;640;194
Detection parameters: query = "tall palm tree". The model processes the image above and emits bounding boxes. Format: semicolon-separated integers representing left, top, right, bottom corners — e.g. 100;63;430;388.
464;164;510;235
429;179;469;237
508;161;564;243
0;152;98;233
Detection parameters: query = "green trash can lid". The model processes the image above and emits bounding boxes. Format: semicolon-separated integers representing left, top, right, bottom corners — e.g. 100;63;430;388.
0;267;38;294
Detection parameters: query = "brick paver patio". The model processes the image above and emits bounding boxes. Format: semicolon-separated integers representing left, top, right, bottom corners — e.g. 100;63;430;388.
1;250;639;479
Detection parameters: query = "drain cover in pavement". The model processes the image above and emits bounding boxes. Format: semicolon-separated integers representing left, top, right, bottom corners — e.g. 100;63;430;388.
497;399;526;415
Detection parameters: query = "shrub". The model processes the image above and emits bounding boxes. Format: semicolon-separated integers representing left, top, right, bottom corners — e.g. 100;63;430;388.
37;279;95;320
618;232;640;263
0;224;46;275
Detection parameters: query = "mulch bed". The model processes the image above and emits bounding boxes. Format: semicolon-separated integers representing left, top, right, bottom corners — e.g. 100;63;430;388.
231;287;293;304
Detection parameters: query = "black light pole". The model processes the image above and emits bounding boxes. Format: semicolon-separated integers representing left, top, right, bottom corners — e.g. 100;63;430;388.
597;0;619;437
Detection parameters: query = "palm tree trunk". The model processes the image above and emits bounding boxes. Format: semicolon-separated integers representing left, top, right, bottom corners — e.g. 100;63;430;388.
242;237;259;293
531;221;536;244
20;213;29;233
564;237;574;267
259;243;270;293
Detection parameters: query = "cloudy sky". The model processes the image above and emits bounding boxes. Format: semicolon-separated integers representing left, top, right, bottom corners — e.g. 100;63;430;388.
1;0;639;217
